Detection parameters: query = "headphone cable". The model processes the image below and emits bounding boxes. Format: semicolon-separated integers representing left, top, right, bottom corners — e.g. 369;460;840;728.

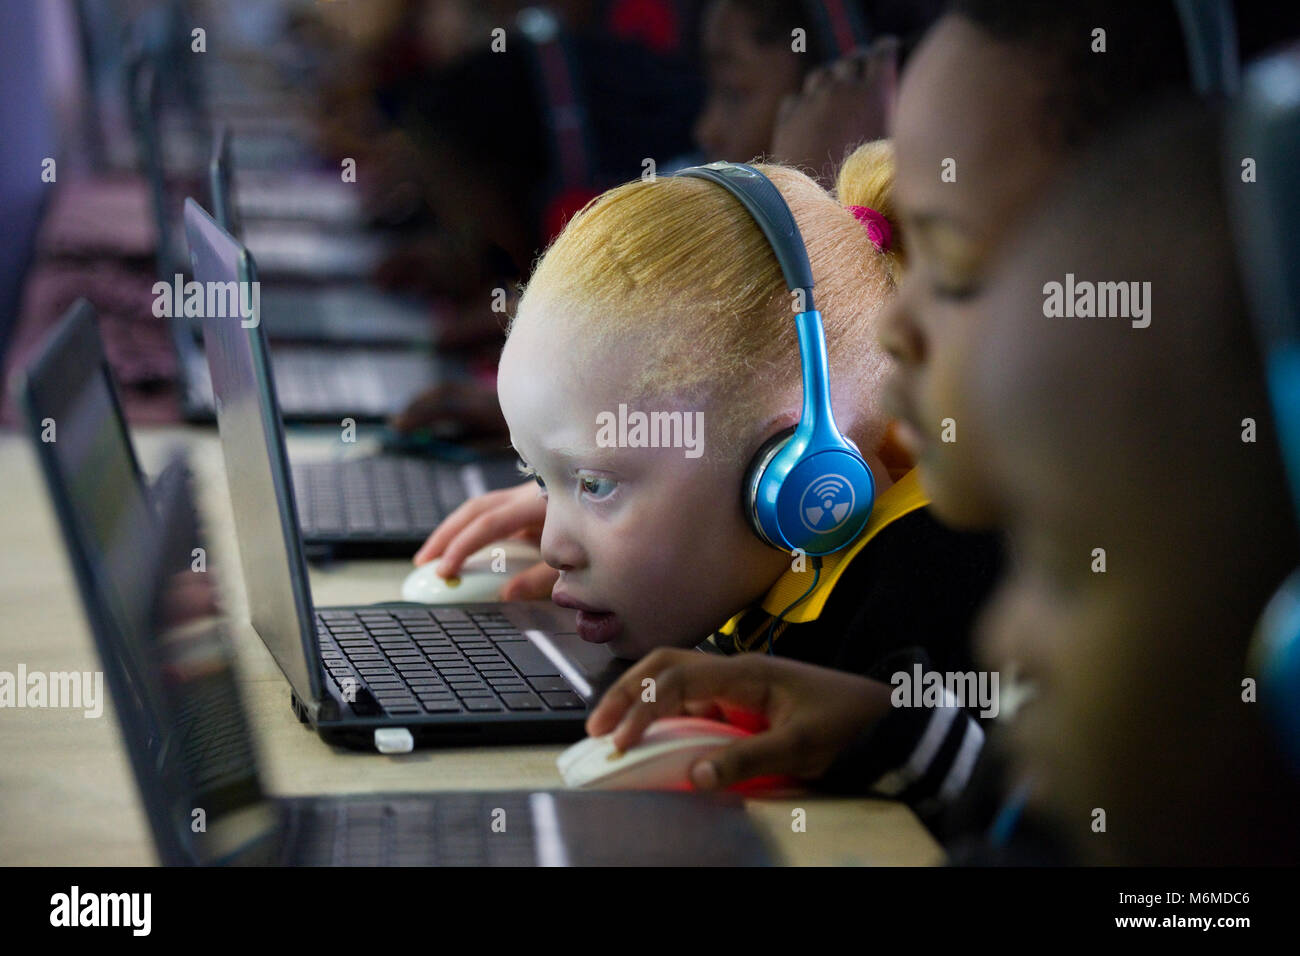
765;555;823;654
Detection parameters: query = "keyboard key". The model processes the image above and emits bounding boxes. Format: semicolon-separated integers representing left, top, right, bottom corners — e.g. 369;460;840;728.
499;642;561;677
527;676;571;693
462;698;502;712
422;700;462;713
540;691;584;710
500;692;544;711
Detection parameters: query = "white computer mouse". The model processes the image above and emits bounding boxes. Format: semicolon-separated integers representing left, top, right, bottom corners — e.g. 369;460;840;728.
556;716;754;790
401;540;542;604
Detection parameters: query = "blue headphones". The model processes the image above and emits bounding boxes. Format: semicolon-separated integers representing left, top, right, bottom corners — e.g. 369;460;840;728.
1229;46;1300;775
675;162;875;556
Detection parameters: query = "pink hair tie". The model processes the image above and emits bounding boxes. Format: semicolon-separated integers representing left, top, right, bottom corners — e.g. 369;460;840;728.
846;204;892;253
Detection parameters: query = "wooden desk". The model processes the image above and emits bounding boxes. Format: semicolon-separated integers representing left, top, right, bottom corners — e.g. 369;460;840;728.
0;427;944;866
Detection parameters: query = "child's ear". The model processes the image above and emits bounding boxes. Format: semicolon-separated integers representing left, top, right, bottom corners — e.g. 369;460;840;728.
747;410;802;461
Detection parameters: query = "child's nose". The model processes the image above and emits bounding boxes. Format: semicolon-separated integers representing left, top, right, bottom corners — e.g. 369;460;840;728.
539;516;585;573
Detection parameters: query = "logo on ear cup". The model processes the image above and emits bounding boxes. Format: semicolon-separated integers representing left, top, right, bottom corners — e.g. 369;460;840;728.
798;475;856;533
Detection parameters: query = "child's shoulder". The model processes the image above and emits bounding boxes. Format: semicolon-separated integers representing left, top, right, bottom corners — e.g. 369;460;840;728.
811;506;1006;673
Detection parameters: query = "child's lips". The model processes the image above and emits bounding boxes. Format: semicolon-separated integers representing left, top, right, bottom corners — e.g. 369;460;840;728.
552;591;623;644
574;610;622;644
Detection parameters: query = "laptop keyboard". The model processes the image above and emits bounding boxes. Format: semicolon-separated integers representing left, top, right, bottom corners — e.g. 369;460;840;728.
271;350;431;418
183;347;434;421
292;457;466;539
282;792;536;866
316;607;586;715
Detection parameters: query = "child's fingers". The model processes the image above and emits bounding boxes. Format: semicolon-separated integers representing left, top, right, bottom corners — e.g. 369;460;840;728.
688;726;810;790
413;488;513;565
865;37;900;104
499;561;559;601
682;700;725;720
585;648;694;737
433;496;544;576
607;653;772;751
775;92;799;127
802;63;833;96
830;55;860;83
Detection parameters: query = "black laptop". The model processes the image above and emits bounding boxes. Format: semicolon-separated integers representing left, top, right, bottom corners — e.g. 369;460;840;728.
12;406;769;864
178;208;629;749
208;126;439;347
206;123;431;316
128;53;444;424
184;200;521;554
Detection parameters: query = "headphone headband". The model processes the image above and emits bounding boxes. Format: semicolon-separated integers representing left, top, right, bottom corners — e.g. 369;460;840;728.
676;162;815;304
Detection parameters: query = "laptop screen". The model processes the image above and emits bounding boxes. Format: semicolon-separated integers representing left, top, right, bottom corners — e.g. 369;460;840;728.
182;197;323;712
17;301;163;723
18;305;271;863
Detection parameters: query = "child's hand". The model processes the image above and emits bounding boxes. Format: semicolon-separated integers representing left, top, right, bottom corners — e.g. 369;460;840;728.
770;37;899;184
390;380;508;439
412;481;557;600
587;650;894;790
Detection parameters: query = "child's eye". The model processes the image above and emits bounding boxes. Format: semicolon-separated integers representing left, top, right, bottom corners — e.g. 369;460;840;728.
579;474;616;500
932;280;981;302
516;461;547;496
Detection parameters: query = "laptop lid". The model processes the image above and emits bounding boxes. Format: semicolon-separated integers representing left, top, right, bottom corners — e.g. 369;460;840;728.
13;304;272;863
208;124;243;238
127;52;175;279
14;300;155;659
127;49;210;388
181;197;323;715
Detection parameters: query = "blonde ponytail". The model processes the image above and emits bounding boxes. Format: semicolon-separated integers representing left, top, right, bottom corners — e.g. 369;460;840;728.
836;139;905;285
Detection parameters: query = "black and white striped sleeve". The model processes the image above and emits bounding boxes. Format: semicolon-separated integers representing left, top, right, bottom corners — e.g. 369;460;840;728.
816;686;987;817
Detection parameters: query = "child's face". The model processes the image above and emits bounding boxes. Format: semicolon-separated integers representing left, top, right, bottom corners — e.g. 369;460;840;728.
694;1;804;163
879;15;1066;529
962;216;1282;863
497;310;792;660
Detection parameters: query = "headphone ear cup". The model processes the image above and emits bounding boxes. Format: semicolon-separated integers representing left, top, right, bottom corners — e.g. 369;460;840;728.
1253;571;1300;776
742;426;797;547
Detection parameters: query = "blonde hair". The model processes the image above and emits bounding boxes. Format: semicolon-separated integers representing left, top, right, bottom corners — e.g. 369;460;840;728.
836;138;905;285
513;140;902;459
